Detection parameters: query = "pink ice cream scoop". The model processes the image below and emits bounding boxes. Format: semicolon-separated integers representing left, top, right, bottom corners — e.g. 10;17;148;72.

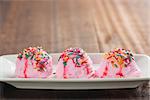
56;48;96;79
96;48;141;78
15;47;52;78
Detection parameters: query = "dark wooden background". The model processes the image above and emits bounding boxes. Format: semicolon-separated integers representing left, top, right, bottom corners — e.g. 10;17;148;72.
0;0;150;100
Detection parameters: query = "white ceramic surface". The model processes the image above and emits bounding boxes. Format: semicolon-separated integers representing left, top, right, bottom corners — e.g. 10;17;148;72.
0;53;149;89
0;57;16;78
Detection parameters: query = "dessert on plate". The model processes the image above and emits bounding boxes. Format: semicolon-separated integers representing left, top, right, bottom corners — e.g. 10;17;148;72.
96;48;141;78
15;47;52;78
56;48;96;79
15;47;141;79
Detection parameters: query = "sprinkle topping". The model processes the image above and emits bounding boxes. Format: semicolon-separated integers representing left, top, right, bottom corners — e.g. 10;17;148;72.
17;47;50;71
59;48;89;67
104;48;134;68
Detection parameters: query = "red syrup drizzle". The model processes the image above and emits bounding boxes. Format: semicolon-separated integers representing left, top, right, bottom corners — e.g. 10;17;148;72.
101;65;108;78
116;65;123;77
24;58;28;78
86;66;90;75
64;65;67;79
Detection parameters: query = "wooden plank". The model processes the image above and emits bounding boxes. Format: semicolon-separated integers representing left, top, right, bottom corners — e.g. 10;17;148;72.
124;0;150;54
52;0;99;52
0;1;18;55
0;0;99;54
92;0;150;55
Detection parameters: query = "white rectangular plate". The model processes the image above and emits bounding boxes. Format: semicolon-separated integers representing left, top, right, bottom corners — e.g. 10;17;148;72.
0;53;150;89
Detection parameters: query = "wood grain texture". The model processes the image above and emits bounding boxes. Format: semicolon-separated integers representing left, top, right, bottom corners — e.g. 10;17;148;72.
0;0;150;100
0;0;149;55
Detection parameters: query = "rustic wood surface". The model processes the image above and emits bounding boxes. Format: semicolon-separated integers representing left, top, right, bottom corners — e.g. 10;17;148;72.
0;0;150;100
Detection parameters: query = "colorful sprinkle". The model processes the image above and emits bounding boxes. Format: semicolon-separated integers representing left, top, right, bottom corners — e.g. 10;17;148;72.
104;48;134;68
104;48;134;77
17;46;51;72
59;48;89;67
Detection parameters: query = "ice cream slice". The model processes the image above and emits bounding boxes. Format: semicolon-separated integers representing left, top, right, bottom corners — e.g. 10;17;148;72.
56;48;96;79
96;48;141;78
15;47;52;78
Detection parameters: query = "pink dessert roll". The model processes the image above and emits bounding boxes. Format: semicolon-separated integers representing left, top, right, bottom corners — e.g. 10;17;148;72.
15;47;52;78
56;48;96;79
96;48;141;78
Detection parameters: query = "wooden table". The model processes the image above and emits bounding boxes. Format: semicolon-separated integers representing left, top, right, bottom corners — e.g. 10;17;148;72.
0;0;149;99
